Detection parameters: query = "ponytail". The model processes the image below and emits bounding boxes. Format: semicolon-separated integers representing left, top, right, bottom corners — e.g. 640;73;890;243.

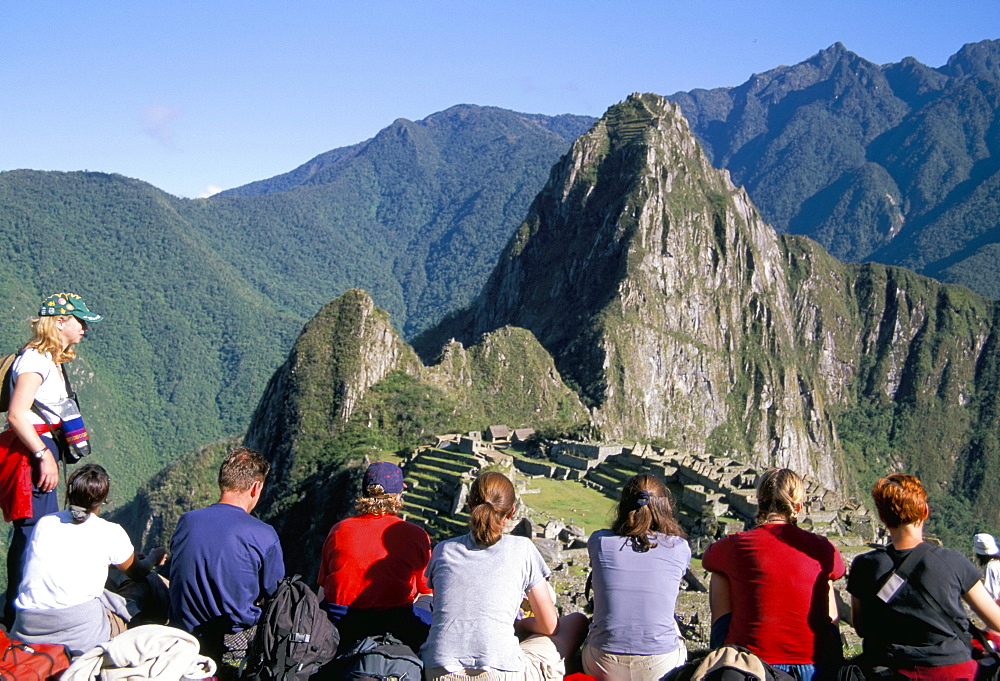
755;468;805;526
468;472;515;547
612;473;685;551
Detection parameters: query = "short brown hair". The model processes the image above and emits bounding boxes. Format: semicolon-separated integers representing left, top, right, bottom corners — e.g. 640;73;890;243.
219;446;270;493
612;474;686;551
468;472;516;547
66;463;110;512
871;473;928;529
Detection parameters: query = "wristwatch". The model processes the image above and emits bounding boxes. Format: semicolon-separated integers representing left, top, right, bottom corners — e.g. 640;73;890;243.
31;449;47;461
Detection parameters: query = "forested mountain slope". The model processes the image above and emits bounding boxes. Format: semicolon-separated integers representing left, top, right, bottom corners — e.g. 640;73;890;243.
0;107;591;505
0;170;299;500
214;105;595;337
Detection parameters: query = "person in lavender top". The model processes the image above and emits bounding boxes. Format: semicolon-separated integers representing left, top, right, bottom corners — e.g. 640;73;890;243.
583;473;691;680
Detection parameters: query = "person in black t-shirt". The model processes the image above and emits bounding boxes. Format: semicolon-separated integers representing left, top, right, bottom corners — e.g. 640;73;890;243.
848;473;1000;679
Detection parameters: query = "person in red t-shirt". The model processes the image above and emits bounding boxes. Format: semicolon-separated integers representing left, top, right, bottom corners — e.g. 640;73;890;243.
317;461;432;650
702;468;845;681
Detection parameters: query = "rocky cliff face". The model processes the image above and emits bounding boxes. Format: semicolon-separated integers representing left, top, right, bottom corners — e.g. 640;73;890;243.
418;94;839;485
244;289;589;520
244;289;423;512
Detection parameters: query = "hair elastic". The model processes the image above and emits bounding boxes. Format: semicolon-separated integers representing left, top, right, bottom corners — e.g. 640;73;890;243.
636;490;650;507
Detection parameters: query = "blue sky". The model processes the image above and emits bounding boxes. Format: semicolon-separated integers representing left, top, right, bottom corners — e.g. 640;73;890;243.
2;1;998;199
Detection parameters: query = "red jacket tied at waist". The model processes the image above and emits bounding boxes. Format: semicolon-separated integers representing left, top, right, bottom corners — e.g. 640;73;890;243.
0;423;56;522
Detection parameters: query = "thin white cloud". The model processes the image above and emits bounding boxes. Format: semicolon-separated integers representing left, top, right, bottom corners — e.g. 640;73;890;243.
197;185;223;198
140;104;183;148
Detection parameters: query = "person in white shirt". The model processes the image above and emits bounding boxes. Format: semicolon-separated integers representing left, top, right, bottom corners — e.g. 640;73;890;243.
975;533;1000;602
11;463;165;655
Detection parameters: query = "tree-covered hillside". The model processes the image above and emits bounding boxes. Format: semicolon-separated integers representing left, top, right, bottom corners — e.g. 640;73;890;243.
669;39;1000;299
0;170;300;502
0;106;592;506
214;105;595;337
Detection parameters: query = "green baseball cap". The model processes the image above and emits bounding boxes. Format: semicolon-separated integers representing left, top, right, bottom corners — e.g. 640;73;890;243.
39;293;103;322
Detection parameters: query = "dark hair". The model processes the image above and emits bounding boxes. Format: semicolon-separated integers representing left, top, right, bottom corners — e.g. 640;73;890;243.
612;473;686;551
977;554;998;568
468;472;516;547
66;463;110;521
871;473;928;529
755;468;805;526
219;446;270;493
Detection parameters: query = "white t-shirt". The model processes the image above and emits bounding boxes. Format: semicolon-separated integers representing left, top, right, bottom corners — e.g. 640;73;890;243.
985;559;1000;601
10;348;70;426
14;509;134;610
422;533;551;673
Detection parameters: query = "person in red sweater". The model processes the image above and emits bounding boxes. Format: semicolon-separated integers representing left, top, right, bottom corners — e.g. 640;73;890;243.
317;461;432;649
702;468;844;681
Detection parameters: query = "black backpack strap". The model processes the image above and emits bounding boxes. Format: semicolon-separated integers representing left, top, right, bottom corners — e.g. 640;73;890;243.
874;542;930;603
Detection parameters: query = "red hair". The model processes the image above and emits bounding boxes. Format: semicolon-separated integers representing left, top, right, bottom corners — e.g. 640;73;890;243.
871;473;928;528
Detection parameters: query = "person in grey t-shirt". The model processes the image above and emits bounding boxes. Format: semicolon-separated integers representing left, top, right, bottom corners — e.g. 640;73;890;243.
583;473;691;680
421;472;587;680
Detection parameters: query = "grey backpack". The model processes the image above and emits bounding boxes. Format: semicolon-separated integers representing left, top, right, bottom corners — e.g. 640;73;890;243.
340;633;423;681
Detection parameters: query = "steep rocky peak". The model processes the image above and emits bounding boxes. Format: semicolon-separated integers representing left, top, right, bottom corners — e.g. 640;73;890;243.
245;289;421;509
446;93;836;480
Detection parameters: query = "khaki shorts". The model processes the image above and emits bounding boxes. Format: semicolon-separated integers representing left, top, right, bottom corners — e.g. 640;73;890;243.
582;641;687;681
425;634;564;681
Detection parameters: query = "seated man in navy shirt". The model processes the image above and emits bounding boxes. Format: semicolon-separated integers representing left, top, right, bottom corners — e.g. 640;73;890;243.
169;446;284;669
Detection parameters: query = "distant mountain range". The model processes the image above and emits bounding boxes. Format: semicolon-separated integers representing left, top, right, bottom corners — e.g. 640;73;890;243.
0;107;591;506
670;39;1000;297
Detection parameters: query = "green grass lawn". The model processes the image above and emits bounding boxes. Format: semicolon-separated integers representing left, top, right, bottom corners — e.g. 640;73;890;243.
373;451;405;466
520;476;617;535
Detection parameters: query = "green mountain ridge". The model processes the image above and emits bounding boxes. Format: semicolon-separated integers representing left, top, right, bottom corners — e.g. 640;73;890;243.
669;39;1000;298
0;106;592;509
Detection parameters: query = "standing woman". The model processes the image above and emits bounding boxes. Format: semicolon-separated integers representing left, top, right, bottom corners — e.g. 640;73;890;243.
583;473;691;680
1;293;102;626
421;471;588;680
702;468;845;681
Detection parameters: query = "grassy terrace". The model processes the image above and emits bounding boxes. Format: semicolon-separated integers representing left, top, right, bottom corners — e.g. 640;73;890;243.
520;476;616;535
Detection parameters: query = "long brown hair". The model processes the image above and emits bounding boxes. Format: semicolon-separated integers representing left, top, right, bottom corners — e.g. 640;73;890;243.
612;473;686;551
755;468;805;526
468;472;516;547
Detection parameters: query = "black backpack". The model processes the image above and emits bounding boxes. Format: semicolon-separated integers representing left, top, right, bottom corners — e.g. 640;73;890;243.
240;575;339;681
338;633;423;681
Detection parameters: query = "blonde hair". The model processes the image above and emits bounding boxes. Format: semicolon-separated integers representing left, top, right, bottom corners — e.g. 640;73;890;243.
755;468;805;526
468;472;516;547
26;315;77;364
355;494;404;516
